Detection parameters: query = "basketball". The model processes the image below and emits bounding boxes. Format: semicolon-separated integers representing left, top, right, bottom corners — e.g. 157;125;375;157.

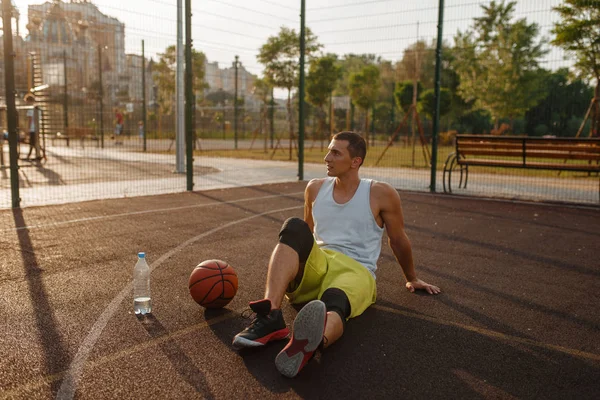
189;259;238;308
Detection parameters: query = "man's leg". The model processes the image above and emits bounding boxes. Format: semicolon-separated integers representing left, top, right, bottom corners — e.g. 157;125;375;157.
274;277;351;378
233;218;313;348
320;287;351;348
27;132;34;159
264;243;302;309
265;217;314;307
323;312;344;348
34;133;41;159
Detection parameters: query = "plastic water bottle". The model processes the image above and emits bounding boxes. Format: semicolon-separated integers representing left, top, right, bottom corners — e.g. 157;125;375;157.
133;252;152;315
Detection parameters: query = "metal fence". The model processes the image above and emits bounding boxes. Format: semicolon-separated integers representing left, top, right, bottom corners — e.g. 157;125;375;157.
1;0;598;208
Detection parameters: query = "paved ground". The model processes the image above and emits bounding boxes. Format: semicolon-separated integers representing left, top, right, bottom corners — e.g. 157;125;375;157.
0;182;598;399
1;139;598;209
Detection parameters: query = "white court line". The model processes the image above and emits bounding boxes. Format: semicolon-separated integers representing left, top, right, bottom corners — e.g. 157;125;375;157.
1;192;304;233
55;204;303;400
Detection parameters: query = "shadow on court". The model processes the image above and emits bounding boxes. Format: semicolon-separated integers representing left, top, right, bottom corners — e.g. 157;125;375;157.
0;182;598;399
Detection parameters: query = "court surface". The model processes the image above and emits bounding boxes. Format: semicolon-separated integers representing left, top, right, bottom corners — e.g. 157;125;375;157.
1;182;598;399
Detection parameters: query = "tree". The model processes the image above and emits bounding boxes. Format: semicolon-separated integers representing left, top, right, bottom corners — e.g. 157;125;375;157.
454;109;493;134
394;80;422;113
524;68;594;137
335;54;379;96
306;54;342;145
153;45;208;116
419;88;452;120
252;77;272;151
452;1;547;130
396;40;429;85
257;26;321;157
552;0;600;137
349;65;381;139
372;102;393;132
205;89;234;105
377;60;397;102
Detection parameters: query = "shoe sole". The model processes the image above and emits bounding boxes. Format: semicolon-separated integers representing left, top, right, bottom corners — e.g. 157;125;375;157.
275;300;327;378
232;327;290;349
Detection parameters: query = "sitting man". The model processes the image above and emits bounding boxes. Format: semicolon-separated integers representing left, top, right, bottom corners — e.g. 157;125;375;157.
233;131;440;378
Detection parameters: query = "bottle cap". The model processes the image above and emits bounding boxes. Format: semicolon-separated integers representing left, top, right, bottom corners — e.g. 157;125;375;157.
138;252;146;258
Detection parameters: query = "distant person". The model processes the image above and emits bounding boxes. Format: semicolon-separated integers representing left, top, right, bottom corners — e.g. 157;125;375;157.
114;108;124;145
233;131;440;378
138;120;144;139
24;93;42;161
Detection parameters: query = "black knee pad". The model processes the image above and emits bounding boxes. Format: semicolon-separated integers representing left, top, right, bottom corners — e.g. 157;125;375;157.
320;288;351;329
279;217;313;263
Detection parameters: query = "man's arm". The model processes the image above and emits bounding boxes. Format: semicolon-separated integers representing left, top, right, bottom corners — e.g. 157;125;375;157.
303;178;324;232
375;182;441;295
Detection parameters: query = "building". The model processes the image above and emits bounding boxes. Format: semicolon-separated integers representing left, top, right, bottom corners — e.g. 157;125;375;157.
205;61;259;107
26;0;125;99
1;0;260;131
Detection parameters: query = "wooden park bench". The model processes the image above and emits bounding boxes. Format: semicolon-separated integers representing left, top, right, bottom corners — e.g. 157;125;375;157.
443;134;600;200
50;127;99;148
48;132;71;146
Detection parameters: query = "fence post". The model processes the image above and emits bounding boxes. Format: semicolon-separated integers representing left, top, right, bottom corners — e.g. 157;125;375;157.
430;0;445;193
270;87;275;149
2;0;20;207
234;55;239;150
185;0;194;191
298;0;306;180
63;50;68;132
98;45;104;148
176;0;184;173
142;40;147;152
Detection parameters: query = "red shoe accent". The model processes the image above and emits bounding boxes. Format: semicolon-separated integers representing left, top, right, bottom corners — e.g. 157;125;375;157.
275;300;327;377
254;327;290;344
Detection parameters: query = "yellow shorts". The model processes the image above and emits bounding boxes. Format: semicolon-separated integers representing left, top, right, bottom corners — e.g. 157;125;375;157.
285;241;377;319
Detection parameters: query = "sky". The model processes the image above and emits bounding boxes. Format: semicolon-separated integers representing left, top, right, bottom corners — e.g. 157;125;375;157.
9;0;570;97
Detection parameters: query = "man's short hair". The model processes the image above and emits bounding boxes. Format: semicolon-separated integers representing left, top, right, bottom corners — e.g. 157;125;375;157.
332;131;366;166
23;93;35;103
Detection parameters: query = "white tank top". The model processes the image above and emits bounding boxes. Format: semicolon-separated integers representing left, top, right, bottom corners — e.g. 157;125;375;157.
312;177;384;278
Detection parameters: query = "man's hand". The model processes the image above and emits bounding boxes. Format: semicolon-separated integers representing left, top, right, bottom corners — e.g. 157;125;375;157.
406;278;441;295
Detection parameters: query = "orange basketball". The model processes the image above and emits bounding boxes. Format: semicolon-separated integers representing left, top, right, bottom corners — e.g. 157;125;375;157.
189;260;238;308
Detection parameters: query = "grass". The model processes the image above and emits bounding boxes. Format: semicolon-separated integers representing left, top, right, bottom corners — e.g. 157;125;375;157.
195;142;443;168
189;143;598;180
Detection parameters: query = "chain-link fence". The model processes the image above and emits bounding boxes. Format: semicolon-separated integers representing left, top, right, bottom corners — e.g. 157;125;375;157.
1;0;598;208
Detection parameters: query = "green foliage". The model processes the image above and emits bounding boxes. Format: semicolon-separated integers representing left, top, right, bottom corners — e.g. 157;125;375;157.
335;54;380;96
453;109;493;134
257;26;321;92
524;68;594;137
153;45;208;115
252;77;272;104
552;0;600;136
418;88;452;119
372;102;395;132
533;124;549;137
452;1;548;126
306;54;342;108
349;65;381;111
204;89;234;105
377;60;397;106
567;116;590;136
396;41;428;84
551;0;600;83
394;80;422;113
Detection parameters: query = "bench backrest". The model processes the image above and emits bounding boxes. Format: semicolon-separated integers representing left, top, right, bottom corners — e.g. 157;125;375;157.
454;134;600;172
456;135;600;160
65;127;95;138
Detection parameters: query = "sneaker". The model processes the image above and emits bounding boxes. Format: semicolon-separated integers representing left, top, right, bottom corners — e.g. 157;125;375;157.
275;299;327;378
232;299;290;348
